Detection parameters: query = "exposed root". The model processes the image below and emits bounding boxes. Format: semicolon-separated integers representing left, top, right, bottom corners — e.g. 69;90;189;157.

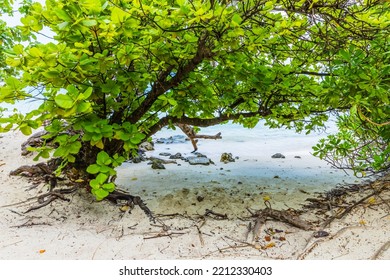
250;207;312;239
106;189;155;223
371;241;390;260
321;187;385;228
24;189;75;213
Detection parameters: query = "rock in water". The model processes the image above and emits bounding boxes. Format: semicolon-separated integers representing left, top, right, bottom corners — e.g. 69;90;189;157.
170;153;183;160
186;156;211;165
220;153;235;163
151;162;165;169
271;153;285;159
156;135;187;144
139;141;154;151
159;152;171;157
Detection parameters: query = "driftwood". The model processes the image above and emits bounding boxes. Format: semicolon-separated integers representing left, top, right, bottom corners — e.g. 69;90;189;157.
253;208;312;231
250;207;312;241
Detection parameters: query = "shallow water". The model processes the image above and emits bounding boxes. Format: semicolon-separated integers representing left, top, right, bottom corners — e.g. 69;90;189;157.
115;121;360;212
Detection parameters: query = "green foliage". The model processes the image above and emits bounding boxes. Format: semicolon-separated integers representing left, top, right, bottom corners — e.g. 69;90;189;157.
1;0;389;200
87;151;125;200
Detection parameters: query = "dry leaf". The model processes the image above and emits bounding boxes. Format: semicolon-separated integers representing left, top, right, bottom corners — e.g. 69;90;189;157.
263;195;271;202
359;219;367;225
367;197;376;204
39;249;46;254
263;242;275;249
120;205;130;212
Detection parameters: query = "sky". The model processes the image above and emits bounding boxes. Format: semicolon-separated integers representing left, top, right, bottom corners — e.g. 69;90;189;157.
2;0;54;43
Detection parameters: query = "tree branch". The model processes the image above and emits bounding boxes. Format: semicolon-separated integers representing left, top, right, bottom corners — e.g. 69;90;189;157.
127;35;213;124
145;112;265;138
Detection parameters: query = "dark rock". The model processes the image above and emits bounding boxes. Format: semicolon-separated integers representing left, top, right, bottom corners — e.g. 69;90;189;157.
151;162;165;169
271;153;285;159
274;175;280;179
196;195;205;202
192;152;207;158
294;156;301;159
159;152;171;157
156;135;187;144
132;156;143;163
148;157;177;164
220;152;235;163
139;141;154;151
169;153;183;160
313;230;329;238
186;156;211;165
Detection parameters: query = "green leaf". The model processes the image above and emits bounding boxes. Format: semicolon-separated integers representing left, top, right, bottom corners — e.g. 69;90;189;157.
95;173;108;184
99;165;113;173
20;125;32;136
55;94;74;109
90;179;100;189
80;57;98;65
29;47;43;57
13;44;24;55
58;22;69;30
77;102;92;113
55;9;72;21
130;133;146;145
6;77;21;90
102;182;115;192
97;151;112;165
92;188;109;201
82;19;97;27
231;14;243;26
83;87;93;99
68;141;82;154
111;6;128;24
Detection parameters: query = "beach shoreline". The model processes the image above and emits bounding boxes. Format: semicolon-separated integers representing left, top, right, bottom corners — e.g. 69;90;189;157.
0;129;389;260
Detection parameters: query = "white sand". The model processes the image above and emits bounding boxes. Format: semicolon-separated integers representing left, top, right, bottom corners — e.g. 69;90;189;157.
0;130;389;260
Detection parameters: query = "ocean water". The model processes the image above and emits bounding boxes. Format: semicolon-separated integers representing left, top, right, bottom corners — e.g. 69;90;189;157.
1;100;359;193
116;120;361;200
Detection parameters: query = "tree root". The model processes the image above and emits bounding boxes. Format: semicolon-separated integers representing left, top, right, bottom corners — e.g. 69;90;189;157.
321;184;387;228
10;162;53;177
106;189;155;223
23;187;77;213
251;207;313;238
371;241;390;260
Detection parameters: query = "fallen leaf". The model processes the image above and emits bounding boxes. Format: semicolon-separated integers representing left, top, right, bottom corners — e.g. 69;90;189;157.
367;197;376;204
264;235;271;242
39;249;46;254
263;242;275;249
263;195;271;202
120;205;130;212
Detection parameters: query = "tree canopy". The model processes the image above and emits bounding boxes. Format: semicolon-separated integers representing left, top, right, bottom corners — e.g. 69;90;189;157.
0;0;389;201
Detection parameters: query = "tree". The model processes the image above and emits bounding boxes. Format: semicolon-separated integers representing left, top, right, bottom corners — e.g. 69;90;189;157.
0;0;389;208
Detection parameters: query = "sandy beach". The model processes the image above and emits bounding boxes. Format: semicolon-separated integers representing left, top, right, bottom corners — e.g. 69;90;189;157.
0;128;389;260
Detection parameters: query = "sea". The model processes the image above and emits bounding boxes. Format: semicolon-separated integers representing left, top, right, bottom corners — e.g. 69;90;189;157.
1;99;362;203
